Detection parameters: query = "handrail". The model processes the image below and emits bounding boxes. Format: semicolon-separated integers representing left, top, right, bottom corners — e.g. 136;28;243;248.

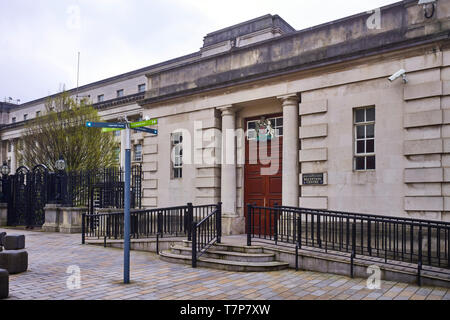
191;202;222;268
81;203;219;243
247;204;450;285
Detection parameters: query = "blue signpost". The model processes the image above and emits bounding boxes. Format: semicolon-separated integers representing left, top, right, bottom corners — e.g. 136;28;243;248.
86;118;157;284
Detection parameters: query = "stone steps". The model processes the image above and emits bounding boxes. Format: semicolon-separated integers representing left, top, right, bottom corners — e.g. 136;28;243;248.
159;241;289;272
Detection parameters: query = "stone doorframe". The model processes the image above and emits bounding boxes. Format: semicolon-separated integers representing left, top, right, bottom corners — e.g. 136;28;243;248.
217;93;300;234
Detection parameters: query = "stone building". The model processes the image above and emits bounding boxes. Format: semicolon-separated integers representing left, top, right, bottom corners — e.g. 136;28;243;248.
1;0;450;234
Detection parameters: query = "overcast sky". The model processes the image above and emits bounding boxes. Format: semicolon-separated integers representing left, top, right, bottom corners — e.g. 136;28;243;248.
0;0;399;104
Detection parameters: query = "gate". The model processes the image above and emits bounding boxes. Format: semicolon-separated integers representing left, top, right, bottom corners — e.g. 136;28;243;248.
2;164;143;228
7;165;49;228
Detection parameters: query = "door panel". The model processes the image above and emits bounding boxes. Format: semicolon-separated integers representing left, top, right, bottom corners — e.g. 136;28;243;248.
244;114;283;236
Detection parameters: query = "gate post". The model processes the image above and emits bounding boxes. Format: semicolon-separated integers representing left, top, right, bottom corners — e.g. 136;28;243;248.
247;204;252;247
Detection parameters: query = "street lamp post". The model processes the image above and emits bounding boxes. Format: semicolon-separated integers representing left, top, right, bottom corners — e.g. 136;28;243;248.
55;155;67;205
1;161;10;203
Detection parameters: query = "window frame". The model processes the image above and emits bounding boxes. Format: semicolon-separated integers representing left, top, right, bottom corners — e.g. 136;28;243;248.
353;106;376;171
138;84;146;93
133;144;143;162
171;132;183;179
97;94;104;103
247;116;283;141
116;89;124;98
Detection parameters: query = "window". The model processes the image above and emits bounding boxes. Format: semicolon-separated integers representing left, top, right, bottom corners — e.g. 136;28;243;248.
97;94;104;103
11;117;16;124
134;144;142;162
36;111;41;117
116;90;124;98
247;116;283;141
354;107;375;171
23;114;28;121
138;84;146;93
7;141;11;153
171;132;183;179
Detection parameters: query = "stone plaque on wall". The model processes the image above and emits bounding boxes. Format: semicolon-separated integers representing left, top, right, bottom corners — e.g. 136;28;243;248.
302;173;324;185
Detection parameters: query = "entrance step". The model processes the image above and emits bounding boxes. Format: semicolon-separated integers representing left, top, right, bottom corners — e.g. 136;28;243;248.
160;241;289;272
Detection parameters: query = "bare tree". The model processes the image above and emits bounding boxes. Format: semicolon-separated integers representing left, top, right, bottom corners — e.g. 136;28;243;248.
17;93;119;171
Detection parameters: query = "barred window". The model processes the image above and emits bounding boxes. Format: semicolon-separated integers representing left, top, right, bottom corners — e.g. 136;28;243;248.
171;132;183;179
354;107;375;171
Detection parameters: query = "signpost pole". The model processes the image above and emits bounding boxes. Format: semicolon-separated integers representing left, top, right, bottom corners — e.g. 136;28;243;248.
86;119;157;285
124;123;131;284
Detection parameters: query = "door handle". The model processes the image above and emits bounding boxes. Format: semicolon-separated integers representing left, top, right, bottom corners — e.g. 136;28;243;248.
264;198;266;207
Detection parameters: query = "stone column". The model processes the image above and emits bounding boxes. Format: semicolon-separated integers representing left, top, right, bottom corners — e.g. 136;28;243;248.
278;94;300;207
218;105;237;216
10;140;16;174
120;128;126;168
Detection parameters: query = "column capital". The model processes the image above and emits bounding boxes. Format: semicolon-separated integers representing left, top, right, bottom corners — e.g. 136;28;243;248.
277;93;300;105
217;105;235;116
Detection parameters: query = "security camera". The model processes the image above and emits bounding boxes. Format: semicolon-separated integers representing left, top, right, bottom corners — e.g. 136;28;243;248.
388;69;407;83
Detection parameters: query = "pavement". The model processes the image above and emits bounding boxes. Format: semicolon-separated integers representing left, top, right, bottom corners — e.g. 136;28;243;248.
1;228;449;300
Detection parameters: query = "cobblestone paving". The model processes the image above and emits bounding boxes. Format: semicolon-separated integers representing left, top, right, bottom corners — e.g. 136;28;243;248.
2;228;449;300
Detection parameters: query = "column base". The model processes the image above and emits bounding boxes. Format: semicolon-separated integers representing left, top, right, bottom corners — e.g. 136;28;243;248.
0;203;8;227
221;215;245;235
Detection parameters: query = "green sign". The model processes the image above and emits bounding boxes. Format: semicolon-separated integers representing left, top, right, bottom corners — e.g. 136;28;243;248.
101;127;122;133
130;119;158;129
101;119;158;133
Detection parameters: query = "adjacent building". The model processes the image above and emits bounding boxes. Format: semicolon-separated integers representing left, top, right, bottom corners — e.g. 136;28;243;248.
2;0;450;234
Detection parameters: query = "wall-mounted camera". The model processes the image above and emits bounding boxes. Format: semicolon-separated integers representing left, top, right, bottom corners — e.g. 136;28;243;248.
388;69;407;83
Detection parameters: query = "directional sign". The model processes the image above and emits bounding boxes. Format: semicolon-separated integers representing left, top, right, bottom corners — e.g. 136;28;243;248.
133;127;158;134
86;122;126;129
101;127;123;133
130;119;158;129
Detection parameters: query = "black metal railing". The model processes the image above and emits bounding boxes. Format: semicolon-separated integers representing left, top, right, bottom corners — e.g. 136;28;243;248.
68;165;142;209
81;203;220;245
247;204;450;283
192;202;222;268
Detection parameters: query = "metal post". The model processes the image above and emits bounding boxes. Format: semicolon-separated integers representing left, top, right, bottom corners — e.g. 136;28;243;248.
295;243;299;271
351;221;356;279
418;226;423;287
81;213;86;245
123;125;131;284
247;204;252;247
217;202;222;244
274;203;278;245
192;222;197;268
187;203;193;241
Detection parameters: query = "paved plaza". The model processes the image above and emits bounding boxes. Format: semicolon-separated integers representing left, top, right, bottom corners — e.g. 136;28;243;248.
1;228;450;300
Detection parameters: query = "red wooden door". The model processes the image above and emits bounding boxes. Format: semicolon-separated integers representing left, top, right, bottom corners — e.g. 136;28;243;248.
244;115;283;236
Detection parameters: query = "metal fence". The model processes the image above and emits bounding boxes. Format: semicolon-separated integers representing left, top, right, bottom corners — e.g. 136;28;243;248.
67;165;142;210
247;205;450;282
0;164;142;228
192;203;222;268
82;203;220;243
